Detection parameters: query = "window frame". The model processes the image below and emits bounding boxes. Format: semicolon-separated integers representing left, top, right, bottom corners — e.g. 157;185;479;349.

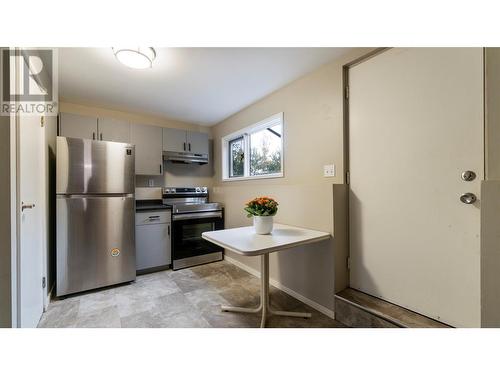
222;112;284;181
228;135;245;178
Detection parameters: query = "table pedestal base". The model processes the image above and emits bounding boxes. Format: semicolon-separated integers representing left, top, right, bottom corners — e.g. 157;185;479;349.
221;253;312;328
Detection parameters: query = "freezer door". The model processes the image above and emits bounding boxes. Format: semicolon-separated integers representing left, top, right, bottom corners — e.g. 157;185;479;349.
57;136;135;194
56;195;136;296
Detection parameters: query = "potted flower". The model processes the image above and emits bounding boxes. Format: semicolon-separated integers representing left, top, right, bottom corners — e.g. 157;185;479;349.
244;197;279;234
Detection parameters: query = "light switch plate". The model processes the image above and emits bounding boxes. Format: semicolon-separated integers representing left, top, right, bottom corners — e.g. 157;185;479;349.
148;179;155;187
323;164;335;177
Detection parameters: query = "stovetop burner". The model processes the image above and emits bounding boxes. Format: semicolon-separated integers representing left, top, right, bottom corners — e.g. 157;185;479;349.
162;186;222;214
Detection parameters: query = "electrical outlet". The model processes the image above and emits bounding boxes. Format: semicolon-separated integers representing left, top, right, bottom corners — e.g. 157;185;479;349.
323;164;335;177
148;179;154;187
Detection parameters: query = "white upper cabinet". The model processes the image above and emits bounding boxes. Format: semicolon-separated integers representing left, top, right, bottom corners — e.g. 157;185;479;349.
98;117;130;143
59;112;98;140
130;123;163;175
187;131;209;155
163;128;209;155
60;113;130;143
162;128;188;153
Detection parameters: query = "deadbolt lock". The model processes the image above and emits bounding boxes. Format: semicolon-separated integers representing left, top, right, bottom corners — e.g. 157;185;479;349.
461;170;476;181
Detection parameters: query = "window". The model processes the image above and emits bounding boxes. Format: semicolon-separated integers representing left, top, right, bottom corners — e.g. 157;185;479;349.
222;113;283;181
229;136;244;178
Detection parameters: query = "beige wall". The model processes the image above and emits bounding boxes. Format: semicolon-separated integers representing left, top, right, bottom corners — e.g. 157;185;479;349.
481;48;500;326
0;115;13;327
211;48;374;312
59;101;215;188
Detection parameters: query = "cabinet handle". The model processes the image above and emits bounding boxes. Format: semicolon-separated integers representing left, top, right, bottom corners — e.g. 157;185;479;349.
188;143;191;151
183;142;186;151
100;133;103;140
21;202;35;211
168;225;170;236
160;164;162;174
93;132;96;140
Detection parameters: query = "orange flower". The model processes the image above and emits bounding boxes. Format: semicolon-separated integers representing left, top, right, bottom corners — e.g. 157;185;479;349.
245;196;278;208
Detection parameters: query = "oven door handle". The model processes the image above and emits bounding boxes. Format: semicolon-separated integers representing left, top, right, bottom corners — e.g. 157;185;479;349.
172;211;223;221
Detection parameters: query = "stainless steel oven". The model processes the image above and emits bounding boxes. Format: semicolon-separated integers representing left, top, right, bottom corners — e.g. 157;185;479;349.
164;187;224;270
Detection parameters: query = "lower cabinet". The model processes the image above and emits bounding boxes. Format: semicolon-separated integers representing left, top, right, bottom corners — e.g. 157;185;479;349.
135;210;171;272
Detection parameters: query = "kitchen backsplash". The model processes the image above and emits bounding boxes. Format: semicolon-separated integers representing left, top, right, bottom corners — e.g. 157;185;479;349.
135;187;163;200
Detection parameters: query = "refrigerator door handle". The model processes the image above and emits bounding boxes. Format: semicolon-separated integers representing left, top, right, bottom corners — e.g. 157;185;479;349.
57;193;135;198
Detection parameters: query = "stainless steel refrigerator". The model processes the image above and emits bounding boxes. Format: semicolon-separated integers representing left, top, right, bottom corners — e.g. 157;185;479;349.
56;136;136;296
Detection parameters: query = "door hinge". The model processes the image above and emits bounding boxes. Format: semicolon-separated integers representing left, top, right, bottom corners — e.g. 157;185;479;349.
346;171;350;185
40;116;45;127
345;85;349;100
42;277;46;289
346;257;351;270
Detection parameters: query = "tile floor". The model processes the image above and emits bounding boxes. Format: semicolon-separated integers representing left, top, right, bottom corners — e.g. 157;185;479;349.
38;260;344;328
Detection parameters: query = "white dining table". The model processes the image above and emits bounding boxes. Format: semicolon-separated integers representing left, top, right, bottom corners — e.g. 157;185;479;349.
202;223;331;327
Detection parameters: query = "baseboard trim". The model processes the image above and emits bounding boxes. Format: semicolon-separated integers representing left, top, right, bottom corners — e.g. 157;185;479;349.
45;283;54;311
224;255;336;320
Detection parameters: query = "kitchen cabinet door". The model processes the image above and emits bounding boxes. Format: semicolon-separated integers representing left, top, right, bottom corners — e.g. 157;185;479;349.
98;117;130;143
130;124;163;175
135;211;171;271
187;131;209;155
59;112;98;140
135;222;171;271
163;127;187;153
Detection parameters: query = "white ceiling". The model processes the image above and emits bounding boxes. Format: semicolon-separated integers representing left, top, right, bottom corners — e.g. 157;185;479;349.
59;48;351;126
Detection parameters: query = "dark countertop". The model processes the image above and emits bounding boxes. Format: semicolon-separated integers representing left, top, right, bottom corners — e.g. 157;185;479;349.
136;200;171;212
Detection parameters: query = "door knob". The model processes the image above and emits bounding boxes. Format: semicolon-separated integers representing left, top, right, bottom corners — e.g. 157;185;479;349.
21;202;35;211
460;193;477;204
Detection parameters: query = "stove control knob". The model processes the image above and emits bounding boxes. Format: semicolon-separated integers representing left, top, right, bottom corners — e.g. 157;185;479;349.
171;188;176;193
202;187;207;193
195;187;201;193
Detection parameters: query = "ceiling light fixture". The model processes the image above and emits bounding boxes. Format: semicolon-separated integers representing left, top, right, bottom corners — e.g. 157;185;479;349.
112;47;156;69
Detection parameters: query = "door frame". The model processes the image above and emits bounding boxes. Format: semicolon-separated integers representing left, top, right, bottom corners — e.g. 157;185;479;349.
12;48;49;327
9;106;18;328
341;48;390;285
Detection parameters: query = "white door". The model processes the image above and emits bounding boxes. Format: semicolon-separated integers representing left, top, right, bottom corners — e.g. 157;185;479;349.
18;114;45;327
349;48;483;327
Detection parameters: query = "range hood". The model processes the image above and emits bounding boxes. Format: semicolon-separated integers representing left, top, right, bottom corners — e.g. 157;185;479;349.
163;151;209;165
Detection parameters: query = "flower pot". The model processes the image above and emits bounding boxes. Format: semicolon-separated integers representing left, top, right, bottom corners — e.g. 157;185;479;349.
253;215;274;235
